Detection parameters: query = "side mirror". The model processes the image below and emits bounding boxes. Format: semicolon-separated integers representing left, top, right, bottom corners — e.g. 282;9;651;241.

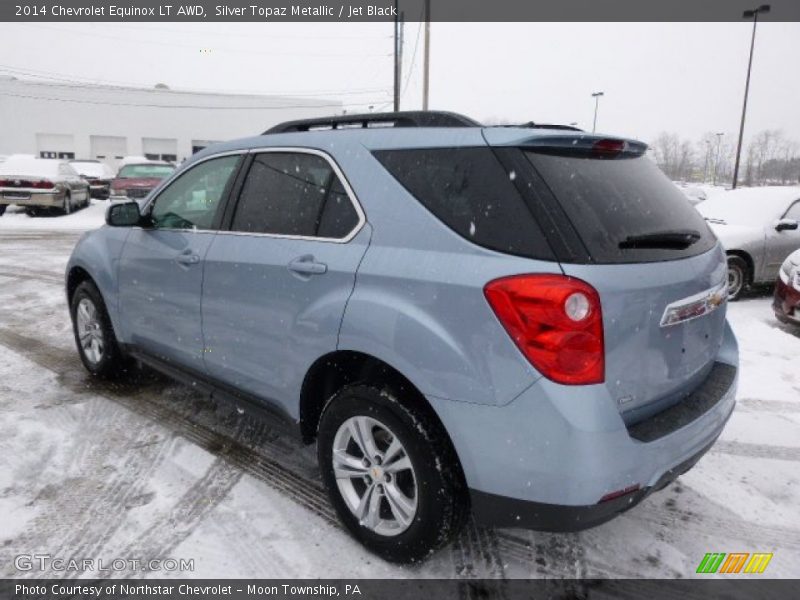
106;201;142;227
775;218;799;232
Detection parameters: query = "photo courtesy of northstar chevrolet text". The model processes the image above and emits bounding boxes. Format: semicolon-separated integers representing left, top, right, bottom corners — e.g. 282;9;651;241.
0;0;798;597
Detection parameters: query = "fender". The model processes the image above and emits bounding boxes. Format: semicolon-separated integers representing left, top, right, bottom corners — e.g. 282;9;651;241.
337;276;541;407
65;227;132;341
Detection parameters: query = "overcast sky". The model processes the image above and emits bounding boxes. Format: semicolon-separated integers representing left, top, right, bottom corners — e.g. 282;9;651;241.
0;21;798;145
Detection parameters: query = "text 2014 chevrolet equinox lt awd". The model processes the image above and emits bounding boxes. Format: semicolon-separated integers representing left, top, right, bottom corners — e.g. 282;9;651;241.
66;112;738;562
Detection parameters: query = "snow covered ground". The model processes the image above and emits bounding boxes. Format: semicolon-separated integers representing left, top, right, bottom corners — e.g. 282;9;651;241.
0;207;798;579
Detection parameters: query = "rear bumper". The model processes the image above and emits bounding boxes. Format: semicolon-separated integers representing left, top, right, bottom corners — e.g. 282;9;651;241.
0;191;63;208
471;434;717;530
428;320;738;530
773;278;800;324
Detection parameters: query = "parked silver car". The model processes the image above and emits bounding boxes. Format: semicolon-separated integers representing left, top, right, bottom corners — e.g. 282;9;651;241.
698;186;800;299
0;157;90;216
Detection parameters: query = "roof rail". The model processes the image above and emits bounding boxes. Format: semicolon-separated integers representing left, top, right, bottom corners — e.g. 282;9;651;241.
264;111;481;134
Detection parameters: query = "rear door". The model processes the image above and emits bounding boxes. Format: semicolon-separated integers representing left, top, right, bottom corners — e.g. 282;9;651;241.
489;133;727;422
117;154;241;370
201;150;369;416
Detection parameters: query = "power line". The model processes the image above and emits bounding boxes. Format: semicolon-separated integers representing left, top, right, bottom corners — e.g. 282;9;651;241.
0;65;391;99
9;23;393;59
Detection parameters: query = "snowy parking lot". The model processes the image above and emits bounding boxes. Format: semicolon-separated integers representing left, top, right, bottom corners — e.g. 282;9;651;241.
0;205;798;579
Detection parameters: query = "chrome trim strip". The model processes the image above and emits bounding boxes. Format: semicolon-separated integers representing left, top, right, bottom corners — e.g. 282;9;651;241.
139;147;366;244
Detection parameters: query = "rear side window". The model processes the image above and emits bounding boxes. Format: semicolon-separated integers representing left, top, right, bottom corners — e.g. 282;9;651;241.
524;152;717;263
231;152;359;239
373;148;554;260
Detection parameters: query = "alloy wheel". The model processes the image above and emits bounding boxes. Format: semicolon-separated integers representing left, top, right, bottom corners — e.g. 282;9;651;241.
332;415;418;537
76;298;104;364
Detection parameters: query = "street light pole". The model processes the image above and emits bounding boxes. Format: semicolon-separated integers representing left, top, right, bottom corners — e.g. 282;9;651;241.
591;91;604;133
713;132;724;186
732;4;771;189
702;140;711;183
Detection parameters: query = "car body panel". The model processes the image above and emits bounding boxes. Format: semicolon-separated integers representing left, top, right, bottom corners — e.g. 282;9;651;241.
202;225;372;419
66;121;740;529
699;187;800;283
117;229;215;371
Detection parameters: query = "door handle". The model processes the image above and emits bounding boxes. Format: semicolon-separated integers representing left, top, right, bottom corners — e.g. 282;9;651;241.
175;250;201;266
288;255;327;275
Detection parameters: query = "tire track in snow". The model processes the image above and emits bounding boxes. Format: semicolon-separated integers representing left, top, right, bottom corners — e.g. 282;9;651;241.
712;440;800;462
106;457;244;579
737;398;800;413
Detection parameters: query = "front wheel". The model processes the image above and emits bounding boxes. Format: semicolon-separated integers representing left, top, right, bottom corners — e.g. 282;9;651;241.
727;255;748;301
317;384;467;563
70;280;129;379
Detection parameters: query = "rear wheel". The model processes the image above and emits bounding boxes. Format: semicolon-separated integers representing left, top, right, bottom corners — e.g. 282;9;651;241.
0;205;5;216
62;192;72;216
25;207;39;217
727;255;748;301
317;384;467;563
70;280;129;379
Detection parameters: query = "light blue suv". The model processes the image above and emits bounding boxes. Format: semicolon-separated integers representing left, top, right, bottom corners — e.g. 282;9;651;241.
66;111;738;562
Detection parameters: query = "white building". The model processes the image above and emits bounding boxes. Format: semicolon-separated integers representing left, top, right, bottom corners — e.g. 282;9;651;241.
0;76;342;169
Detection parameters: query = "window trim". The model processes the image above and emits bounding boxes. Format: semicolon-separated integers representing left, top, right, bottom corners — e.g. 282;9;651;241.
781;199;800;221
221;147;366;244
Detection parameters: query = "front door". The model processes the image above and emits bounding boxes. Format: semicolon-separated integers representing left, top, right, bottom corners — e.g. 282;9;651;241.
202;150;369;416
118;154;241;371
765;198;800;276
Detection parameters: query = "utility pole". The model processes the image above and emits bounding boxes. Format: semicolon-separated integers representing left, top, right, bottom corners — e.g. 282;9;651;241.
702;140;711;183
732;4;770;189
713;132;724;186
422;0;430;110
393;4;404;112
591;91;604;133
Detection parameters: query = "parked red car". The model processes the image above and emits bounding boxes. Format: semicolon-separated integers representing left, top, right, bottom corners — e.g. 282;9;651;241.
774;248;800;325
109;162;174;201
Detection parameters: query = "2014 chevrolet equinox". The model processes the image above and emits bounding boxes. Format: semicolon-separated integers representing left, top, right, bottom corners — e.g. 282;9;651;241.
66;112;739;563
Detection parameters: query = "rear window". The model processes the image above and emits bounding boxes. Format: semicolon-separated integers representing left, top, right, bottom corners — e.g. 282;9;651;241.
524;152;717;263
118;164;174;179
373;148;554;260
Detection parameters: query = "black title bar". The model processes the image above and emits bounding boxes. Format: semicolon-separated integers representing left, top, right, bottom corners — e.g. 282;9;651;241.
2;0;800;22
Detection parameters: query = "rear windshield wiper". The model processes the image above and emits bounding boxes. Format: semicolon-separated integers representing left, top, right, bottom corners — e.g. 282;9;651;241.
618;229;702;250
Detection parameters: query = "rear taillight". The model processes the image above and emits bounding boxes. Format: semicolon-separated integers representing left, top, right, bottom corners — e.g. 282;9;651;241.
484;274;604;385
592;139;626;157
31;180;54;189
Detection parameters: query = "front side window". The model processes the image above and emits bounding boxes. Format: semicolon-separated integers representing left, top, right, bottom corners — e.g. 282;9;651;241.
231;152;359;239
150;155;239;230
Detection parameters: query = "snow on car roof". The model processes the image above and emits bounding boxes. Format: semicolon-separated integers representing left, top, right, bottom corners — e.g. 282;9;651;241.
70;160;113;177
0;157;64;177
697;186;800;225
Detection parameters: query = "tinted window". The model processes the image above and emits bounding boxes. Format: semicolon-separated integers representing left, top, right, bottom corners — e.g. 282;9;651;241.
524;152;717;263
318;176;359;238
231;152;359;239
373;148;553;259
150;155;239;230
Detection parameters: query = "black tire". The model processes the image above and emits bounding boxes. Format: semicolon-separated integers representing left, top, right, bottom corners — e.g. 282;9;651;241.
25;207;39;217
317;383;467;563
727;255;749;301
70;280;130;379
0;205;5;216
62;192;72;216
